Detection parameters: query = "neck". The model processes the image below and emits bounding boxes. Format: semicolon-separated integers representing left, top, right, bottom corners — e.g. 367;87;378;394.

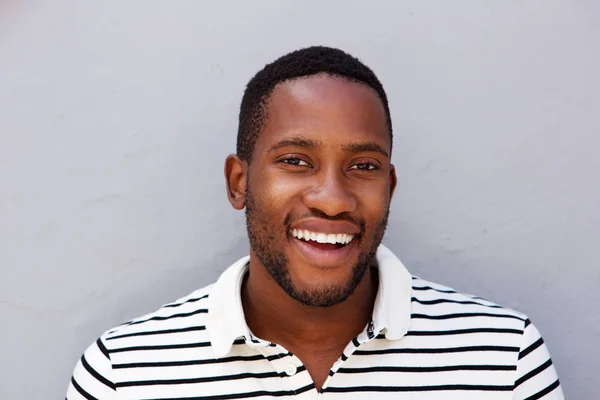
242;253;378;350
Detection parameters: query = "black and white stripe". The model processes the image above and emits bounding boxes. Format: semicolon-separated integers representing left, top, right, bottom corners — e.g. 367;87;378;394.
66;252;563;399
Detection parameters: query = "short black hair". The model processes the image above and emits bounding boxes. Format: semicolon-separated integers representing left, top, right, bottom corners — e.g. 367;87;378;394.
236;46;392;162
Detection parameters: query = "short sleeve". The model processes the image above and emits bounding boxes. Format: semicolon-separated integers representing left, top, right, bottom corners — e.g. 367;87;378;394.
512;319;564;400
66;337;117;400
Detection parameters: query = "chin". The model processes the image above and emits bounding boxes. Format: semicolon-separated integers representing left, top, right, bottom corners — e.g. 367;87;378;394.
292;265;352;287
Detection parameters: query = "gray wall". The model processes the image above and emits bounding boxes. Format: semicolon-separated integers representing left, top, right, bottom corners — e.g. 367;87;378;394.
1;1;598;398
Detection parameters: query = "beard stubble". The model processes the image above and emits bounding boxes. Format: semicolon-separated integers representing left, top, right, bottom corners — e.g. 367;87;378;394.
244;185;390;307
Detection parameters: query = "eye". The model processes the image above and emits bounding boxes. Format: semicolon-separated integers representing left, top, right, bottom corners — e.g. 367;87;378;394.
348;162;378;171
280;157;311;167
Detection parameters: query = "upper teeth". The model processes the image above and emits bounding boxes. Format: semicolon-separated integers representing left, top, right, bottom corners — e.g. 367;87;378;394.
291;229;354;245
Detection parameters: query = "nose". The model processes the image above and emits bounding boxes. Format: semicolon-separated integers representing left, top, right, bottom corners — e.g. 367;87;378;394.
303;168;357;217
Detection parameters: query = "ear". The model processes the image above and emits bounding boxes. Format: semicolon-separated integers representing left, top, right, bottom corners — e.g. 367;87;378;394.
224;154;248;210
389;164;398;200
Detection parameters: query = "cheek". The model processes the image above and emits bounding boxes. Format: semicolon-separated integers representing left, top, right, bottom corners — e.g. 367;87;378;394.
358;184;390;222
252;173;302;219
267;171;306;196
262;166;308;197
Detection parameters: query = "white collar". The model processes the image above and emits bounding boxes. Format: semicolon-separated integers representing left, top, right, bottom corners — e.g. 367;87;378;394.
206;244;413;358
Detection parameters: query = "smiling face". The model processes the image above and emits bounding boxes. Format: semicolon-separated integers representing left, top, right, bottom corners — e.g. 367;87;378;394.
230;73;396;307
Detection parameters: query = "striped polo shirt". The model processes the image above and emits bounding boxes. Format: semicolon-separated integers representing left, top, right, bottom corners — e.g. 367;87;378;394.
66;245;563;399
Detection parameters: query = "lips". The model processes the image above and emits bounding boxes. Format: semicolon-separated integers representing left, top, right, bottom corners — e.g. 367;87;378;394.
287;219;360;267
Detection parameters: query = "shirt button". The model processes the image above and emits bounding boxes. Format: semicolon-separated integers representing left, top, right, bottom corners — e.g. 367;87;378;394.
284;364;297;376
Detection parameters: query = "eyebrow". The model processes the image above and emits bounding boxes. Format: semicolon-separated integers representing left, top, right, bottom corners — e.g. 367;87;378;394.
268;137;323;152
268;136;389;159
342;142;389;158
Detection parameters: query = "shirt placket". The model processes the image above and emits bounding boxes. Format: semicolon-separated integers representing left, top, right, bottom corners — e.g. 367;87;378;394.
244;334;316;396
320;318;381;395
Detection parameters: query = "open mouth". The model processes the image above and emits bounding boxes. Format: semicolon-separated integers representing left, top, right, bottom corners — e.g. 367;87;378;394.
290;228;355;251
289;227;359;267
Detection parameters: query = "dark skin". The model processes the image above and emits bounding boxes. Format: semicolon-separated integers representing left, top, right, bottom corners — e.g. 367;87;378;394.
225;74;396;391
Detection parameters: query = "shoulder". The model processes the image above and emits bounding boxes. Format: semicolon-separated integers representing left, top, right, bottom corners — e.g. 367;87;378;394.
404;277;563;398
408;276;530;347
101;284;214;346
410;275;527;321
66;284;215;399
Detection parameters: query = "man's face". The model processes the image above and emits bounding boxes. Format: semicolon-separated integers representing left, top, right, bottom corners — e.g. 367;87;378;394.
244;74;396;307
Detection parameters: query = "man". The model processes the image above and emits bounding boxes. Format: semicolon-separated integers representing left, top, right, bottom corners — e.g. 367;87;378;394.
67;46;563;399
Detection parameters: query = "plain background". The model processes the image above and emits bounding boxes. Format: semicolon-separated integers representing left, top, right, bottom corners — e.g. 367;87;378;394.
1;1;598;398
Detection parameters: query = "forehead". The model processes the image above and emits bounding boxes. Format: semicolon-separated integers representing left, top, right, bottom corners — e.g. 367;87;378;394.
257;74;390;152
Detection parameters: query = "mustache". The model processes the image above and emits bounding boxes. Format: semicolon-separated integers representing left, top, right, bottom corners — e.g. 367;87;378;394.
284;210;366;233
